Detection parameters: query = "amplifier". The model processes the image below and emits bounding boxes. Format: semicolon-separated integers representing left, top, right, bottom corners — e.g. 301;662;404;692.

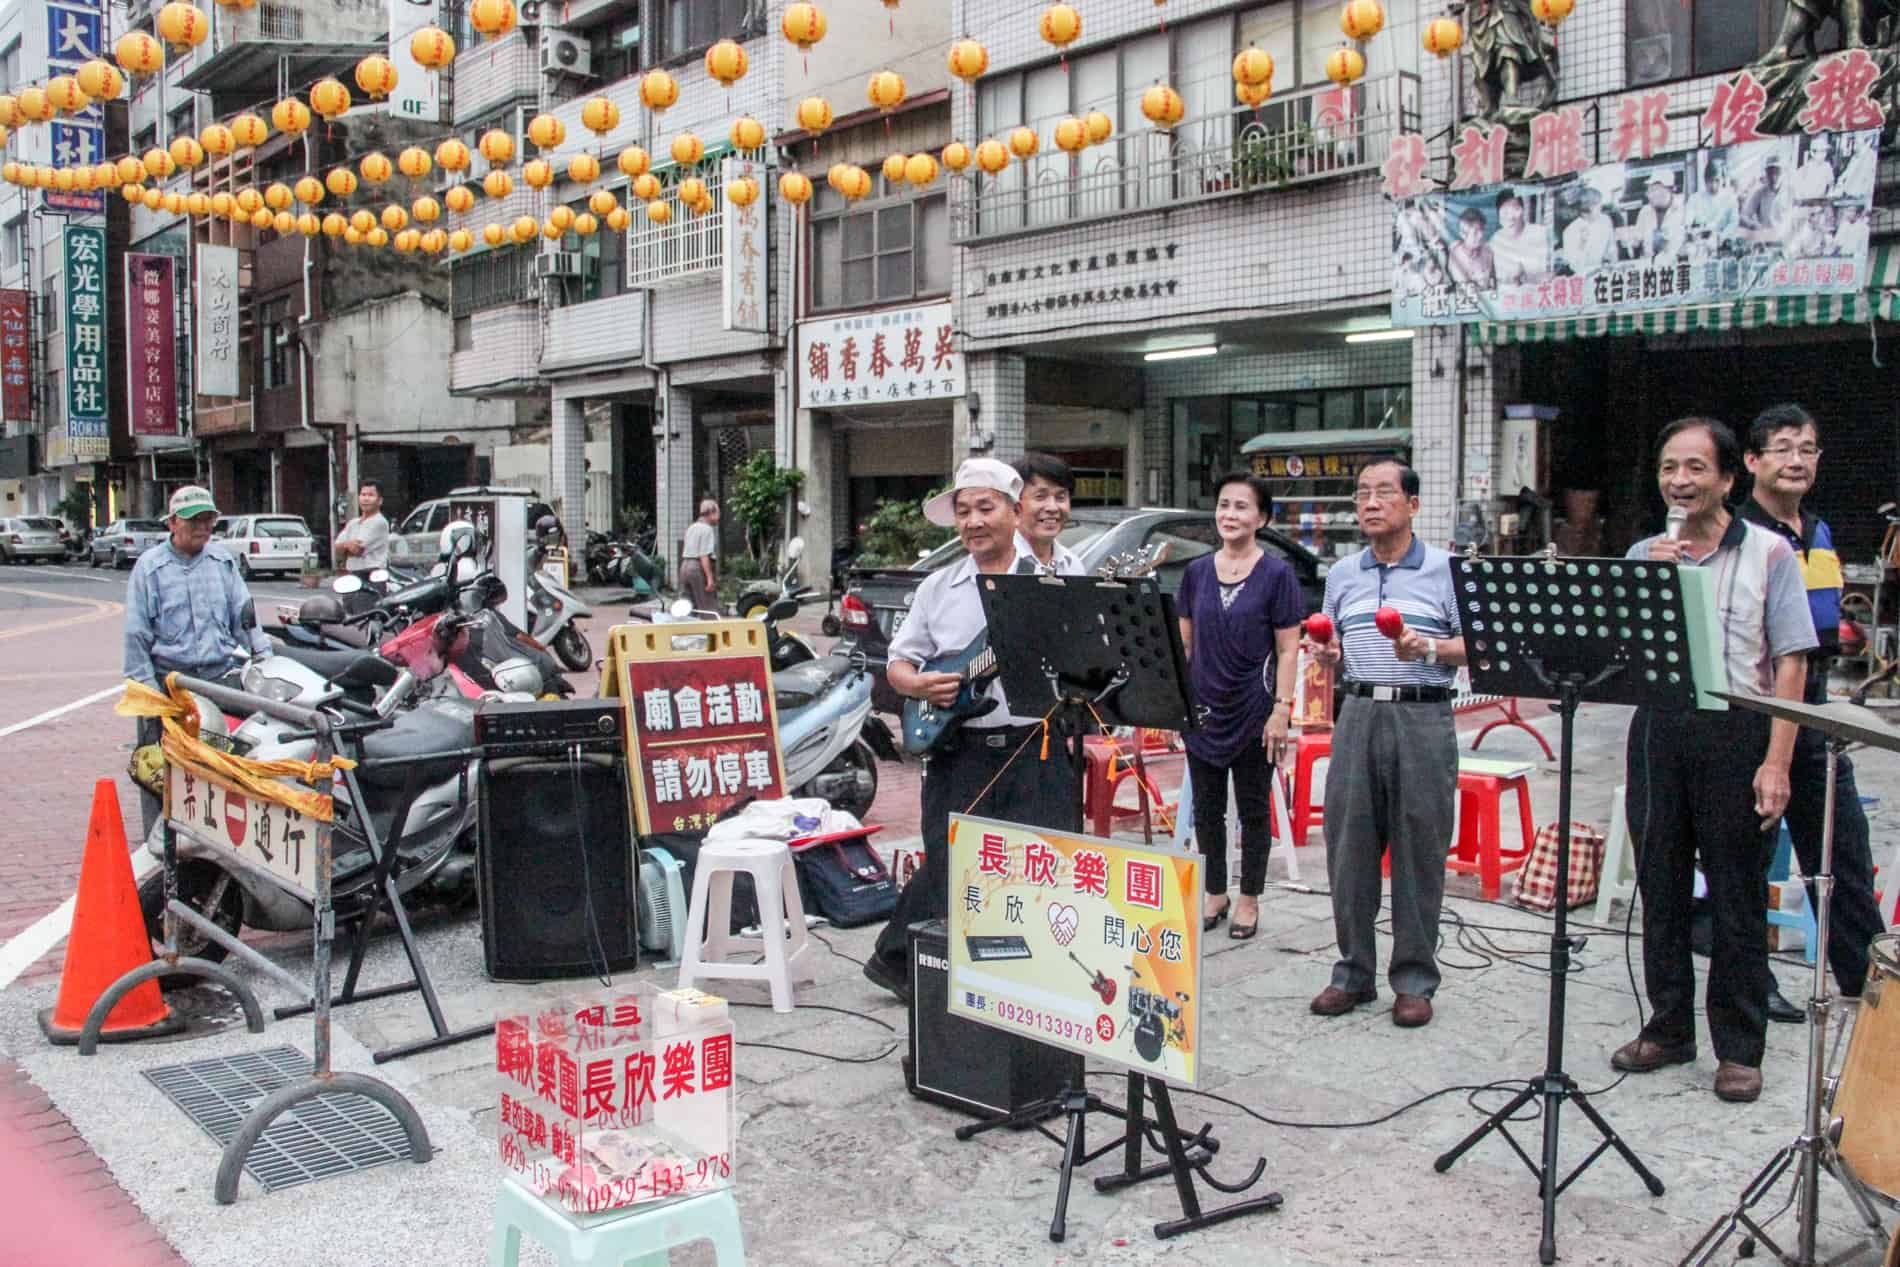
475;697;624;753
904;920;1081;1119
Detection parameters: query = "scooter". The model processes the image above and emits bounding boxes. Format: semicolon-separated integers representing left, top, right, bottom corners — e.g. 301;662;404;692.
528;551;595;672
735;537;820;622
764;596;899;821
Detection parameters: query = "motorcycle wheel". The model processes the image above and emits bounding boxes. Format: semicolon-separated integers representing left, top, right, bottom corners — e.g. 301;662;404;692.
820;613;842;637
137;862;243;985
738;597;770;621
810;739;879;821
553;625;593;671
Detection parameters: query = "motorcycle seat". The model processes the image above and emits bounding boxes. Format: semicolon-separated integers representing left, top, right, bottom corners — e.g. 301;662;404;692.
355;702;475;788
273;644;398;692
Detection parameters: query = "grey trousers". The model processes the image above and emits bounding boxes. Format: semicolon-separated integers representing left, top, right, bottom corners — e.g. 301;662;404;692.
1324;695;1458;998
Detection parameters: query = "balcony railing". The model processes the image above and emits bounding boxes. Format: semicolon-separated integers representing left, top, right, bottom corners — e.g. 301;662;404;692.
953;71;1419;244
626;162;729;289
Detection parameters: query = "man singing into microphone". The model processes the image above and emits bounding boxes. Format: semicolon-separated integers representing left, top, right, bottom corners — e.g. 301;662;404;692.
1613;417;1814;1103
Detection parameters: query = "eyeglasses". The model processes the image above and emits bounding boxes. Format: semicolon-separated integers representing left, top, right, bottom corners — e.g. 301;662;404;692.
1762;444;1822;461
1352;486;1407;505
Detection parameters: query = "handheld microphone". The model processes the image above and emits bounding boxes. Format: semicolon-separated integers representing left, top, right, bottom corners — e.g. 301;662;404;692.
1665;505;1688;541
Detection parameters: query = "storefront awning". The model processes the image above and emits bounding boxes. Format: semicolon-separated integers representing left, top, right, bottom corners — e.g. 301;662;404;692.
1476;244;1900;346
1239;427;1412;455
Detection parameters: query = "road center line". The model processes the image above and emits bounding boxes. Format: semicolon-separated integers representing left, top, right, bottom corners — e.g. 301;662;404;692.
0;685;123;740
0;585;122;641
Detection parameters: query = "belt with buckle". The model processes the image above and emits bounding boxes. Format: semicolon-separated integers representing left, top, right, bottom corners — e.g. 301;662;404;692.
1342;682;1453;703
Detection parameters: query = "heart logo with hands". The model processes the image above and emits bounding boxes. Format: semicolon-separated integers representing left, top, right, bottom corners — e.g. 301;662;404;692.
1047;903;1079;947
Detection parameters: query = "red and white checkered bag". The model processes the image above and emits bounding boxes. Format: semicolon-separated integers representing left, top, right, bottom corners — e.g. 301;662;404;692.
1513;820;1606;912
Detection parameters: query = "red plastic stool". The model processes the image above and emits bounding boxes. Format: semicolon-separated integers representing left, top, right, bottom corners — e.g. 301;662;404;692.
1448;758;1537;899
1289;730;1331;847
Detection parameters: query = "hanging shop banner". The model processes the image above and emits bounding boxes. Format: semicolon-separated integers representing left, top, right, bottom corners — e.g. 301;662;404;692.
63;225;108;461
1390;125;1880;326
796;299;963;410
0;289;30;424
948;814;1203;1086
44;0;105;214
603;621;786;835
195;245;241;398
721;155;767;333
386;0;442;123
125;254;177;439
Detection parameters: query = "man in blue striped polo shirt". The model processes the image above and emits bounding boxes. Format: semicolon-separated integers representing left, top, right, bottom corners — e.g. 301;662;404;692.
1304;459;1466;1028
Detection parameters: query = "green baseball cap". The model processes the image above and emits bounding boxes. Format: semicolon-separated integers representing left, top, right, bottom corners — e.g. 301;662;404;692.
168;485;218;519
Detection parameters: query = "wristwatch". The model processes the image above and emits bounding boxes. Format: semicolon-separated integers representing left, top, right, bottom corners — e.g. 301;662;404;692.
1423;639;1439;666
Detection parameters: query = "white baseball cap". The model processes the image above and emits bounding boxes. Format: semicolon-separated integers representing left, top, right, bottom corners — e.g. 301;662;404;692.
923;458;1024;527
168;485;218;519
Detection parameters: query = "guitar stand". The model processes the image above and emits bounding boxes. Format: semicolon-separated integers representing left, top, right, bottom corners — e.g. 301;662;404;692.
1095;1072;1281;1240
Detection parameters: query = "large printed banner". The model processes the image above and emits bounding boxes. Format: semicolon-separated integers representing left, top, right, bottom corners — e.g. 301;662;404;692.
1386;53;1886;326
63;225;108;461
45;0;105;214
948;814;1203;1086
0;289;29;424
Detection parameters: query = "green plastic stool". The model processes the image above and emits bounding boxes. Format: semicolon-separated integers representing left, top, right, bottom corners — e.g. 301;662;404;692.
489;1177;747;1266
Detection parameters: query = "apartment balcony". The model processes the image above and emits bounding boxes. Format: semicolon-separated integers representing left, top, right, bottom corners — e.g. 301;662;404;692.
541;291;646;375
952;71;1419;244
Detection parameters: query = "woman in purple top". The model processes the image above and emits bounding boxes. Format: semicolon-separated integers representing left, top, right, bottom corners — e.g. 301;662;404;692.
1178;473;1306;938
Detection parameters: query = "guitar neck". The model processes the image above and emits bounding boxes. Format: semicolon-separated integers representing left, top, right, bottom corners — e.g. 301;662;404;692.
965;646;997;682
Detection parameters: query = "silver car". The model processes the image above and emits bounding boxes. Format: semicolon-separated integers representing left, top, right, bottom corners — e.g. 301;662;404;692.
90;518;168;569
0;516;65;563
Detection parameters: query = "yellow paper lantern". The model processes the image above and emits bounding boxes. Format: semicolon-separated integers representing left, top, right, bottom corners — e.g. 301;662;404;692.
1140;84;1185;129
730;116;765;151
904;152;939;187
547;205;575;233
215;0;259;8
0;98;20;129
723;178;758;208
617;146;650;178
1054;116;1088;153
296;211;321;237
1;160;21;184
156;3;209;50
186;191;211;216
1341;0;1385;38
1039;3;1082;49
478;129;514;165
92;161;118;188
482;222;505;247
522;158;553;189
606;207;631;232
677;176;707;206
837;166;871;201
69;165;94;191
410;26;456;70
435;138;471;171
449;228;473;252
1325;45;1366;83
420;228;447;254
15;89;53;124
1423;15;1464;54
646;200;671;225
143;148;177;180
399;146;433;180
511;215;538;242
262;181;292;210
381;204;408;232
1085;110;1114;144
168;136;205;169
393;228;419;253
366;226;388;248
445;185;475;213
75;60;123;101
325;167;358;197
143;187;165;210
45;77;89;116
942;141;973;172
119;182;142;203
230;113;268;148
1236;80;1272;107
705;39;747;87
344;226;364;245
469;0;517;40
948;39;989;81
974;139;1009;174
670;132;704;167
588;189;618;216
271;210;293;233
580;96;620;136
349;209;375;234
322;212;346;236
309;77;351;120
882;153;907;183
867;71;906;114
293;176;324;205
211;192;236;217
527;113;564;150
1008;126;1039;160
631;172;660;201
234;186;263;214
1234;47;1274;87
271;98;311;136
116;155;144;184
1530;0;1573;23
354;54;397;101
250;207;275;229
566;152;600;183
412;195;441;222
795;96;834;134
782;2;827;49
639;70;678;113
571;214;597;236
482;170;514;199
779;171;813;204
115;32;165;77
163;191;187;213
354;152;390;186
50;169;72;192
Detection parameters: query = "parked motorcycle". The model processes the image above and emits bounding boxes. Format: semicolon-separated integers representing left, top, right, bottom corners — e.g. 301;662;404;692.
528;549;595;672
772;629;897;822
735;537;820;623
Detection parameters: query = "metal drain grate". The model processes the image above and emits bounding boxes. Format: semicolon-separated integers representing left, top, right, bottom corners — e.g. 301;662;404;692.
143;1046;418;1192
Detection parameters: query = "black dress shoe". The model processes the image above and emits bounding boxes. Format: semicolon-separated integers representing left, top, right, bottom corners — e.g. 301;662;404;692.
1766;984;1804;1024
862;956;912;1005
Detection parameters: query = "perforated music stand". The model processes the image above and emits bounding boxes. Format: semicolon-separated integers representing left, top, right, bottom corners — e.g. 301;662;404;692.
1431;552;1718;1265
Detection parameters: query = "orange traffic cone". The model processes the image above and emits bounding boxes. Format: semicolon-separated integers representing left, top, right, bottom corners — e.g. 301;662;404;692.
38;779;184;1045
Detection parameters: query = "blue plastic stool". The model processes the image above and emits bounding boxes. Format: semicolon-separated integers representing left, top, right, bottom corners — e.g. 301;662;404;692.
489;1177;746;1267
1763;796;1879;968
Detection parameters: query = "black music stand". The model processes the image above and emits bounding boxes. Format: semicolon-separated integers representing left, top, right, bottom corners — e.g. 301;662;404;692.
956;572;1280;1243
1433;552;1684;1265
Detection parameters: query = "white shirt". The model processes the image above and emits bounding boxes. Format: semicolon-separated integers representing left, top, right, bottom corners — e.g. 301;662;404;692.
1792;159;1833;202
335;512;389;571
1012;532;1084;577
1560;214;1613;274
681;518;717;560
1634;202;1685;262
1834;217;1870;258
1491;225;1550;284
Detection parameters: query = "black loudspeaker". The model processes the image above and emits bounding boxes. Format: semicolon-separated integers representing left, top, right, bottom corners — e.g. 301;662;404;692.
478;754;639;981
904;920;1082;1118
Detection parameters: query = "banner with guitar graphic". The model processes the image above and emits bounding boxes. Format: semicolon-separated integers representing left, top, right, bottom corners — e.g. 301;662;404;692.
947;813;1202;1086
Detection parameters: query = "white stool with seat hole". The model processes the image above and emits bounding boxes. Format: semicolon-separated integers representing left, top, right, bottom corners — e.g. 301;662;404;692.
488;1177;746;1266
677;836;815;1012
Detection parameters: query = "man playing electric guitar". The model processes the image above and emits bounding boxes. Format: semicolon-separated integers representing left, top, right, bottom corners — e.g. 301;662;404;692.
863;458;1086;1002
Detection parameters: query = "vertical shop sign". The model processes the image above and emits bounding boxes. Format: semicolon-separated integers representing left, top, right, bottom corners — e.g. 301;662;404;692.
63;225;108;460
125;254;177;438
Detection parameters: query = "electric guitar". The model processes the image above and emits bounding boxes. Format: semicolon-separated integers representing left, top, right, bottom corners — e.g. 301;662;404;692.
898;544;1166;755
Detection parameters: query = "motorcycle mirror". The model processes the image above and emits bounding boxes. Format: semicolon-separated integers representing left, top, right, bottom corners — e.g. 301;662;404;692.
440;519;477;561
785;536;805;564
669;597;693;619
332;574;365;595
768;597;799;622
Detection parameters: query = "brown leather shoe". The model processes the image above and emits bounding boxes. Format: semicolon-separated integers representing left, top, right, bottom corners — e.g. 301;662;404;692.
1714;1061;1763;1103
1610;1036;1697;1073
1393;994;1433;1028
1309;985;1377;1016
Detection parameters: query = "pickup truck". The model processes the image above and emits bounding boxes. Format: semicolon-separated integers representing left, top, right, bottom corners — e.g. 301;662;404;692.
839;506;1329;714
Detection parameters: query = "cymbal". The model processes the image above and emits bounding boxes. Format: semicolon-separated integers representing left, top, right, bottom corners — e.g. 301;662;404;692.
1713;691;1900;751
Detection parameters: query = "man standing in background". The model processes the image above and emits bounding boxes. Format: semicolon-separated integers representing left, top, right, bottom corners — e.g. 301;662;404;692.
332;480;389;574
681;497;721;615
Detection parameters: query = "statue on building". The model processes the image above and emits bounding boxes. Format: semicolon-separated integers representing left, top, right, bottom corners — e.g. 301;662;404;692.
1750;0;1900;138
1467;0;1563;119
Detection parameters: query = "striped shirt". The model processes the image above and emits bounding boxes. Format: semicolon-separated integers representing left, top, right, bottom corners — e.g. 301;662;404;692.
1322;536;1461;688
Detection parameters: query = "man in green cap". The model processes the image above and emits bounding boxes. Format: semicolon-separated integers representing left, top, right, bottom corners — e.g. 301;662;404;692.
123;485;272;831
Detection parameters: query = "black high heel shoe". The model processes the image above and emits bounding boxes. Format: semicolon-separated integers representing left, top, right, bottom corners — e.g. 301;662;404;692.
1202;898;1230;932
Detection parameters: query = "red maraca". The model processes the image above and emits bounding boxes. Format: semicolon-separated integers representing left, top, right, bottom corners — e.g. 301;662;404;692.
1304;612;1334;643
1374;606;1406;639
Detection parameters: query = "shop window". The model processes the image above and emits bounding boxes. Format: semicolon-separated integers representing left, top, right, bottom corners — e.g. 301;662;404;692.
1170;386;1410;509
260;297;293;390
590;13;643;84
452;249;536;316
654;0;751;64
810;184;947;311
1627;0;1835;85
259;2;304;40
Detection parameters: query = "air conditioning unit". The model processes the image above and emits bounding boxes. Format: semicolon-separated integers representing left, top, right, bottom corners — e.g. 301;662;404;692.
535;250;585;278
541;28;591;78
638;846;688;964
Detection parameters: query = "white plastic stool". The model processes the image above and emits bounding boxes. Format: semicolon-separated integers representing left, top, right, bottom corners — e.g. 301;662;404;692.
1170;765;1300;884
1593;783;1634;925
489;1177;746;1266
677;837;815;1012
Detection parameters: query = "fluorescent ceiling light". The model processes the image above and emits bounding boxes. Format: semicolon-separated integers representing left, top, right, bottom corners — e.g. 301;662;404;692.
1143;345;1219;362
1343;329;1416;344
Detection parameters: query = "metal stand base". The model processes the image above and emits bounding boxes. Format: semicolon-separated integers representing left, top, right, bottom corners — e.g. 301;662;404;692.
1094;1073;1281;1242
1680;1131;1888;1267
